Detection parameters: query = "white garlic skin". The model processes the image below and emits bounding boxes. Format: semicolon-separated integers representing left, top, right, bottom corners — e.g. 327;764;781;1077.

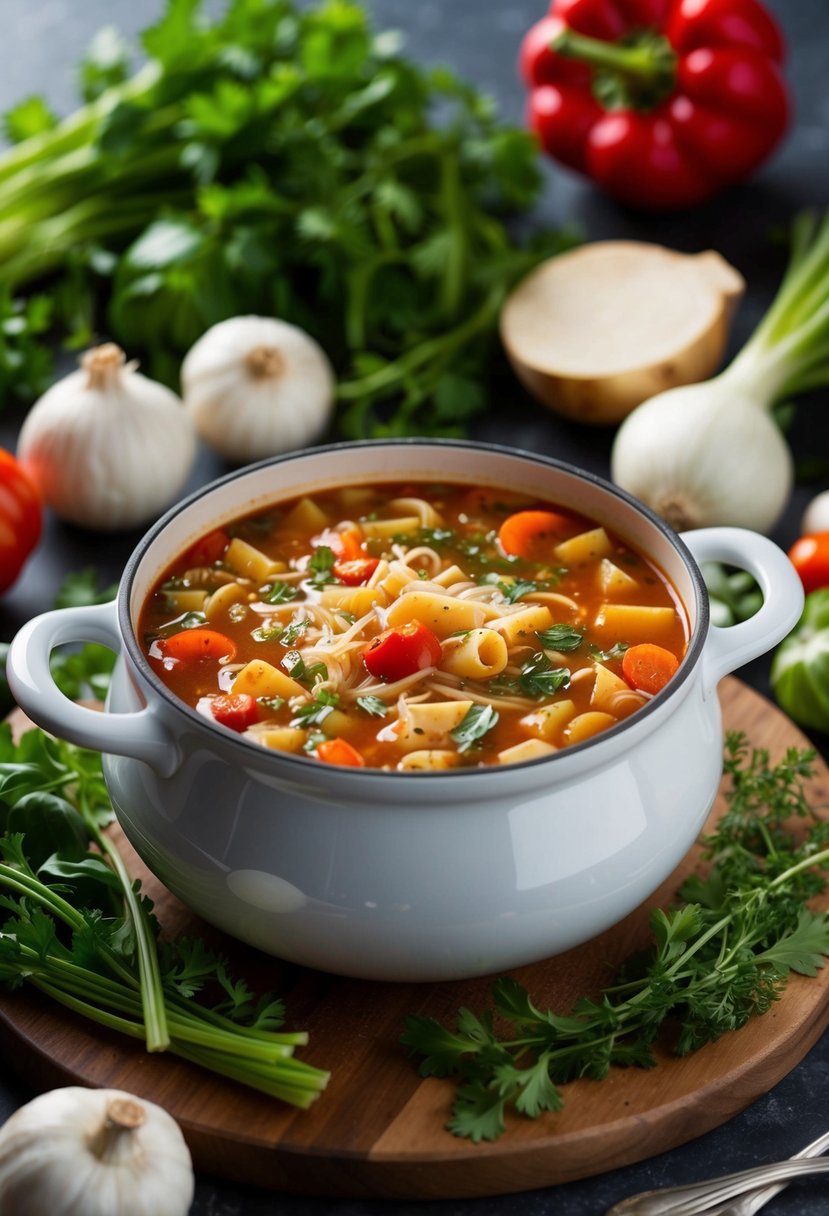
0;1087;194;1216
802;489;829;535
181;315;335;463
17;344;196;532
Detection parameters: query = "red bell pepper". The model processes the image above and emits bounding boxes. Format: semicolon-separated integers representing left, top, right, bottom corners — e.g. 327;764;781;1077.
0;449;41;594
520;0;789;211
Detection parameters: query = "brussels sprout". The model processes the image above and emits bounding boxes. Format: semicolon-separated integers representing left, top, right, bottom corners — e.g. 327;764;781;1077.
771;589;829;733
701;562;763;628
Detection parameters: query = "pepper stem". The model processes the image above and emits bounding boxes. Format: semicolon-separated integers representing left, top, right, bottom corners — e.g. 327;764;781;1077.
552;26;676;110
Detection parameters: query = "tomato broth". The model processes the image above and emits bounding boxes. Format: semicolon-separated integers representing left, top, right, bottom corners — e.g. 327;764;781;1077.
139;482;688;769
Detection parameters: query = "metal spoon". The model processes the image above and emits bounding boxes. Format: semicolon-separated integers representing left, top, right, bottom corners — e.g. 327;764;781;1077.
606;1155;829;1216
690;1128;829;1216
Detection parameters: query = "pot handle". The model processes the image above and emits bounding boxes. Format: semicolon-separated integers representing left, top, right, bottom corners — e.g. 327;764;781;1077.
680;527;803;694
7;599;180;778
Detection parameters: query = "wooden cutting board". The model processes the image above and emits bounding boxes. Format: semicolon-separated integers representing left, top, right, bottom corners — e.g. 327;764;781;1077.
1;677;828;1200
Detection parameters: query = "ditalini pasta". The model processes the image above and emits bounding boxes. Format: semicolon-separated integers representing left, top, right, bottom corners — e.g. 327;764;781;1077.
139;482;689;769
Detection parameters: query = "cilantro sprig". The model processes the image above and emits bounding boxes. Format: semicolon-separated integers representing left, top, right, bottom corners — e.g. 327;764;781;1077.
402;733;829;1142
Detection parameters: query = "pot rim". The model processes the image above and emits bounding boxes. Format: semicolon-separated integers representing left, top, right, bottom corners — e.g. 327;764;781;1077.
119;438;708;779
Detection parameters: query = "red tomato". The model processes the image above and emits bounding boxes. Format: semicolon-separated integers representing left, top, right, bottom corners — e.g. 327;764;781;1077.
185;529;230;566
333;557;379;586
316;737;366;767
788;533;829;594
210;693;260;732
363;621;442;682
0;449;42;594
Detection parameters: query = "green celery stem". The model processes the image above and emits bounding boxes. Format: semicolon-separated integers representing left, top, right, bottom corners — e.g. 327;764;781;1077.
552;26;676;85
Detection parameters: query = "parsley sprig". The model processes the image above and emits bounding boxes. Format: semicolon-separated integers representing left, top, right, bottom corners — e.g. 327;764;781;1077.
0;726;328;1107
402;733;829;1142
0;0;573;433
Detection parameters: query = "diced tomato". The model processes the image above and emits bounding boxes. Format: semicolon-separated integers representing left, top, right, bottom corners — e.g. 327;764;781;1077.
363;621;442;682
210;693;260;732
333;557;380;585
185;529;230;566
315;737;366;767
157;628;236;664
788;532;829;594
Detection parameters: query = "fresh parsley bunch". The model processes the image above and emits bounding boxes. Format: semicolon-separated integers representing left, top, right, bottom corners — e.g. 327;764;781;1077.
402;733;829;1142
0;0;573;433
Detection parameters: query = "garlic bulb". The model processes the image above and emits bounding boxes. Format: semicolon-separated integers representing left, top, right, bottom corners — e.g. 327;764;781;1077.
802;489;829;535
17;344;196;531
181;315;335;463
0;1087;194;1216
610;368;793;534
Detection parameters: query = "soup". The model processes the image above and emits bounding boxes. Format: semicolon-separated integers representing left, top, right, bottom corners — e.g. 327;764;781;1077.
139;482;688;769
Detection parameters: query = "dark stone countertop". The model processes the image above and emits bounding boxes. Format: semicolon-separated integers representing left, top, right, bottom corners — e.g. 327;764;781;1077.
0;2;828;1213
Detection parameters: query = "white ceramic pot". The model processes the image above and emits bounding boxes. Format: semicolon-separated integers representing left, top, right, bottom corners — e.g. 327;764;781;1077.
7;442;804;982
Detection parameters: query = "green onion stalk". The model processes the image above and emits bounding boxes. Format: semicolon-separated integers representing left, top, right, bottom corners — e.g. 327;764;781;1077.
611;210;829;535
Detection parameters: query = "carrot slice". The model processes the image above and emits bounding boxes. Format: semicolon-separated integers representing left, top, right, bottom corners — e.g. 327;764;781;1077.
158;628;236;664
621;644;680;695
335;529;365;562
316;738;366;767
497;510;574;559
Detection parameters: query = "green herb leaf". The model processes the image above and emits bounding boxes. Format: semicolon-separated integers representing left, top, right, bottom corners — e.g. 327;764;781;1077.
308;546;338;587
451;704;499;753
265;582;299;605
278;618;312;646
588;641;629;663
536;624;583;652
519;653;571;698
498;580;543;605
291;689;340;728
356;695;389;718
